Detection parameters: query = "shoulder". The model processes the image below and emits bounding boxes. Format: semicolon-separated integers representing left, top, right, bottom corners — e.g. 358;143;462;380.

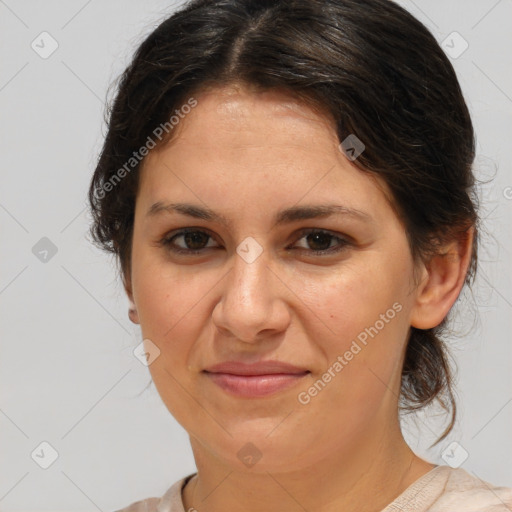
430;466;512;512
113;497;160;512
112;473;195;512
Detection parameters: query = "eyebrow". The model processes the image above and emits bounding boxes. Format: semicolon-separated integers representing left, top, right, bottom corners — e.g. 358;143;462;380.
146;202;373;227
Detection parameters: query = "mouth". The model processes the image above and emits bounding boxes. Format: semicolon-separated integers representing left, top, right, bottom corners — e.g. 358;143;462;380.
202;361;311;398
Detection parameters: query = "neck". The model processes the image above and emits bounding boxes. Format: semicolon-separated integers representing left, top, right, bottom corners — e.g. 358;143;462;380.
182;422;435;512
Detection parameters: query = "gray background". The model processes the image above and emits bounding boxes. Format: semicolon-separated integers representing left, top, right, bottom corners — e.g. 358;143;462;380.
0;1;511;510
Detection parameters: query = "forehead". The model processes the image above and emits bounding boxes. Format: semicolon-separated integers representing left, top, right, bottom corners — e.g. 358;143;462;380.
172;84;336;147
137;84;396;221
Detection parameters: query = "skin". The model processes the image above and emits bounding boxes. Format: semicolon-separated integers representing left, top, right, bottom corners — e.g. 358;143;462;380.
124;83;473;512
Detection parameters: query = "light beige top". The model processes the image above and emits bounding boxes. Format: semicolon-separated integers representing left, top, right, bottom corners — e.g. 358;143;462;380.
114;465;512;512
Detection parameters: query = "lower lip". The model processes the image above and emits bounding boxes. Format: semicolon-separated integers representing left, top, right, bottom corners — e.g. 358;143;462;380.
204;372;309;398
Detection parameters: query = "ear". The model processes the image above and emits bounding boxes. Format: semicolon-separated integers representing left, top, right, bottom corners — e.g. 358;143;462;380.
123;271;140;325
410;227;474;330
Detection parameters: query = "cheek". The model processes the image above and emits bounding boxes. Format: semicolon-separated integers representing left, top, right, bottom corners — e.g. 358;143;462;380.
131;259;219;424
299;287;407;437
300;255;410;346
295;258;411;409
134;264;213;342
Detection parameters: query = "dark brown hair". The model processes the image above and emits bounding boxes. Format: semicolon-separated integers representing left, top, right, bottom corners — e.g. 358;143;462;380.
88;0;478;445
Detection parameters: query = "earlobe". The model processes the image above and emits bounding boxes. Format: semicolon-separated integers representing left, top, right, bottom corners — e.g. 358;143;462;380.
410;228;474;330
128;300;140;324
124;275;140;325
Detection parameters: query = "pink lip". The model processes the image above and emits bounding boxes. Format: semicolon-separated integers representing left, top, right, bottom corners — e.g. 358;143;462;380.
203;361;310;398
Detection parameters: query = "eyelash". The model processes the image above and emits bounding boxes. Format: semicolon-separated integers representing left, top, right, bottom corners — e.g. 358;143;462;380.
159;228;352;256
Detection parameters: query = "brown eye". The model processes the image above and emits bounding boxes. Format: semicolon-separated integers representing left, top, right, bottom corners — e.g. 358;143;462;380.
181;231;211;250
292;229;351;255
160;228;351;257
161;229;219;254
305;231;334;251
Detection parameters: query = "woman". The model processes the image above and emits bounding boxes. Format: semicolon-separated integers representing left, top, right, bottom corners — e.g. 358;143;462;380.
88;0;512;511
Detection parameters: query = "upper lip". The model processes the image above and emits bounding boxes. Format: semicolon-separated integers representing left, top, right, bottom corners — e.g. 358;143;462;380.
203;361;309;376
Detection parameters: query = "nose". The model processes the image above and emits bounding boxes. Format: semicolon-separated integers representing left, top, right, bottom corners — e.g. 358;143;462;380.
211;244;291;344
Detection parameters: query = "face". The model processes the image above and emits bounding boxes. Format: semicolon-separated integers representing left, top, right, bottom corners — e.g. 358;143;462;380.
127;84;422;472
